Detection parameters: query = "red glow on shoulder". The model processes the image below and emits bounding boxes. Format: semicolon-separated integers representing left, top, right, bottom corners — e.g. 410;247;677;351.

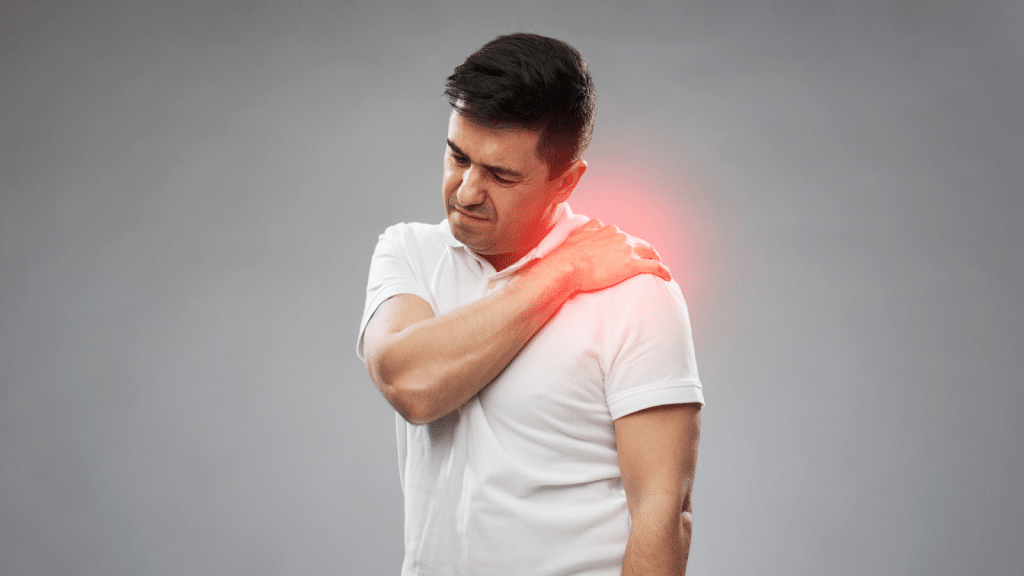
570;156;710;301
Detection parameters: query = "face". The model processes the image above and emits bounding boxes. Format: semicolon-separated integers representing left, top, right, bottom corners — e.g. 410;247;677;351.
443;111;581;266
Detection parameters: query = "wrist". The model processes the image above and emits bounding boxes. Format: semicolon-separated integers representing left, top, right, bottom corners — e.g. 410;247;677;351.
528;254;580;295
511;256;579;317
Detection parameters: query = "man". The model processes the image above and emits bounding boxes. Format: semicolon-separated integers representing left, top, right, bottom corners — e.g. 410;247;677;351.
358;33;703;575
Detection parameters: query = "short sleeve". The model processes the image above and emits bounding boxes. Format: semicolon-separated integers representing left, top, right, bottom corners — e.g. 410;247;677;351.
356;225;435;360
604;275;704;420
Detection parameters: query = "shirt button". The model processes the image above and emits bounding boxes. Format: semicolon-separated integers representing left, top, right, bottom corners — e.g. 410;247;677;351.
487;280;497;290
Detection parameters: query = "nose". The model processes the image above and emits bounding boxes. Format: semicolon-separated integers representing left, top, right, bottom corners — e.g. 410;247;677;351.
455;164;486;207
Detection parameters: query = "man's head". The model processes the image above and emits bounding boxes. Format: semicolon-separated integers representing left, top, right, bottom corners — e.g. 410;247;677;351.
442;34;596;270
444;33;596;179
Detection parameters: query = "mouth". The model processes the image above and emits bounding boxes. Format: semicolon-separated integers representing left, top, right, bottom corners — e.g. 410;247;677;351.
451;206;490;222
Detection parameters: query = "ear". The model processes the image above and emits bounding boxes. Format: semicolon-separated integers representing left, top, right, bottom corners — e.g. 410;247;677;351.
552;160;587;204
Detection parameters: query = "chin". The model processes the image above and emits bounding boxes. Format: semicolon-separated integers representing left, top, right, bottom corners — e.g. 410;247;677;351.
449;220;479;246
457;233;497;255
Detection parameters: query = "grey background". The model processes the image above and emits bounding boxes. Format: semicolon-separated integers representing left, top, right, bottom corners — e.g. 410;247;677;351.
1;0;1021;574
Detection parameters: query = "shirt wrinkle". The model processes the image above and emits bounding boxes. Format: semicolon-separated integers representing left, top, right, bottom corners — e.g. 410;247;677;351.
358;203;703;576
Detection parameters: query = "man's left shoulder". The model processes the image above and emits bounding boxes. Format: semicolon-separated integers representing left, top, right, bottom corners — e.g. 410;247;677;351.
602;273;688;311
565;273;692;341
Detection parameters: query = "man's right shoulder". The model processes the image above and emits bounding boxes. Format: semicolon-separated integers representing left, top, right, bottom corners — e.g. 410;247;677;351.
378;220;452;248
373;220;458;269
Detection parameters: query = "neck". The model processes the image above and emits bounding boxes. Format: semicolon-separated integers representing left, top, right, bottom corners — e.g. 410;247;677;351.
481;202;564;272
483;253;521;272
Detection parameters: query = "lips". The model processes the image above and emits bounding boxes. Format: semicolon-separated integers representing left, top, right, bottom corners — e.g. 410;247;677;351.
451;206;490;222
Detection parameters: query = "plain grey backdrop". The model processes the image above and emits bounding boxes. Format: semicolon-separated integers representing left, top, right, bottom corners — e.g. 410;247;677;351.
1;0;1021;574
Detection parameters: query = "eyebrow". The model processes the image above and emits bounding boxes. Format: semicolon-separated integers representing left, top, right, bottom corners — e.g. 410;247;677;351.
447;139;526;180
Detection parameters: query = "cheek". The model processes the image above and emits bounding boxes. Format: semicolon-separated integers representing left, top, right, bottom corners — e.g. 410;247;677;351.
443;160;467;185
441;167;457;195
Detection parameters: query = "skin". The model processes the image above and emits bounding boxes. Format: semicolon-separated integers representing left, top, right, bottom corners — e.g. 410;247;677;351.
363;110;700;574
443;110;583;270
616;403;702;575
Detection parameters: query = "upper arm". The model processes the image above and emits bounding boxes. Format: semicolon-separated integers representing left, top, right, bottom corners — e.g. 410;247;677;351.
362;293;435;387
614;403;702;519
604;277;703;419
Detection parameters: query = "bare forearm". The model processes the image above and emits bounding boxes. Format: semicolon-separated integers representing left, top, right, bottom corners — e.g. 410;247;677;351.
365;219;671;425
622;511;691;576
370;259;574;424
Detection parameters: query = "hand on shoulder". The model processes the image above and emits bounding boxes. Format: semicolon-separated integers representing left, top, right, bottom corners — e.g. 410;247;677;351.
536;219;671;294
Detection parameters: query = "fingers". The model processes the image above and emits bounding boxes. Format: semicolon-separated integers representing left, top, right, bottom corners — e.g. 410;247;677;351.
627;236;670;280
563;220;671;283
637;258;673;282
631;239;663;263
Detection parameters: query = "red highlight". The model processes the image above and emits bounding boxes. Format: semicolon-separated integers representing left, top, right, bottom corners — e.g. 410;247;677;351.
571;156;710;302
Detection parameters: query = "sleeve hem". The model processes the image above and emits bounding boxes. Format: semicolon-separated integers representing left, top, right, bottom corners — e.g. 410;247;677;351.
356;284;432;360
607;380;704;420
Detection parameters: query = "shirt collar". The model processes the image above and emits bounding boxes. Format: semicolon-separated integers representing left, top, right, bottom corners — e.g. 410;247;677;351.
440;203;590;277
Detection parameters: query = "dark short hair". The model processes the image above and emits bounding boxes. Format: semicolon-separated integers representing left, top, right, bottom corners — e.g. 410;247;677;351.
444;33;596;179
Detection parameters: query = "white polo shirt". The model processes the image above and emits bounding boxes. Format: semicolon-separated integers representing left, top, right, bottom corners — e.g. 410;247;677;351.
358;204;703;576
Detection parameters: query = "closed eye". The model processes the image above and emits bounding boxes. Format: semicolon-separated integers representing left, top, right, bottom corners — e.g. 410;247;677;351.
447;140;522;185
450;153;516;185
492;172;516;185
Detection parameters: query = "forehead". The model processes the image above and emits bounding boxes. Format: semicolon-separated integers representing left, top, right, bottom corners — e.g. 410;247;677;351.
447;111;545;168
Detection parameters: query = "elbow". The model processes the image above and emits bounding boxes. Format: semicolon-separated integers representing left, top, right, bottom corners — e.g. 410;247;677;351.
681;490;693;535
374;371;446;426
396;391;457;426
367;349;452;425
389;387;439;425
680;491;694;552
